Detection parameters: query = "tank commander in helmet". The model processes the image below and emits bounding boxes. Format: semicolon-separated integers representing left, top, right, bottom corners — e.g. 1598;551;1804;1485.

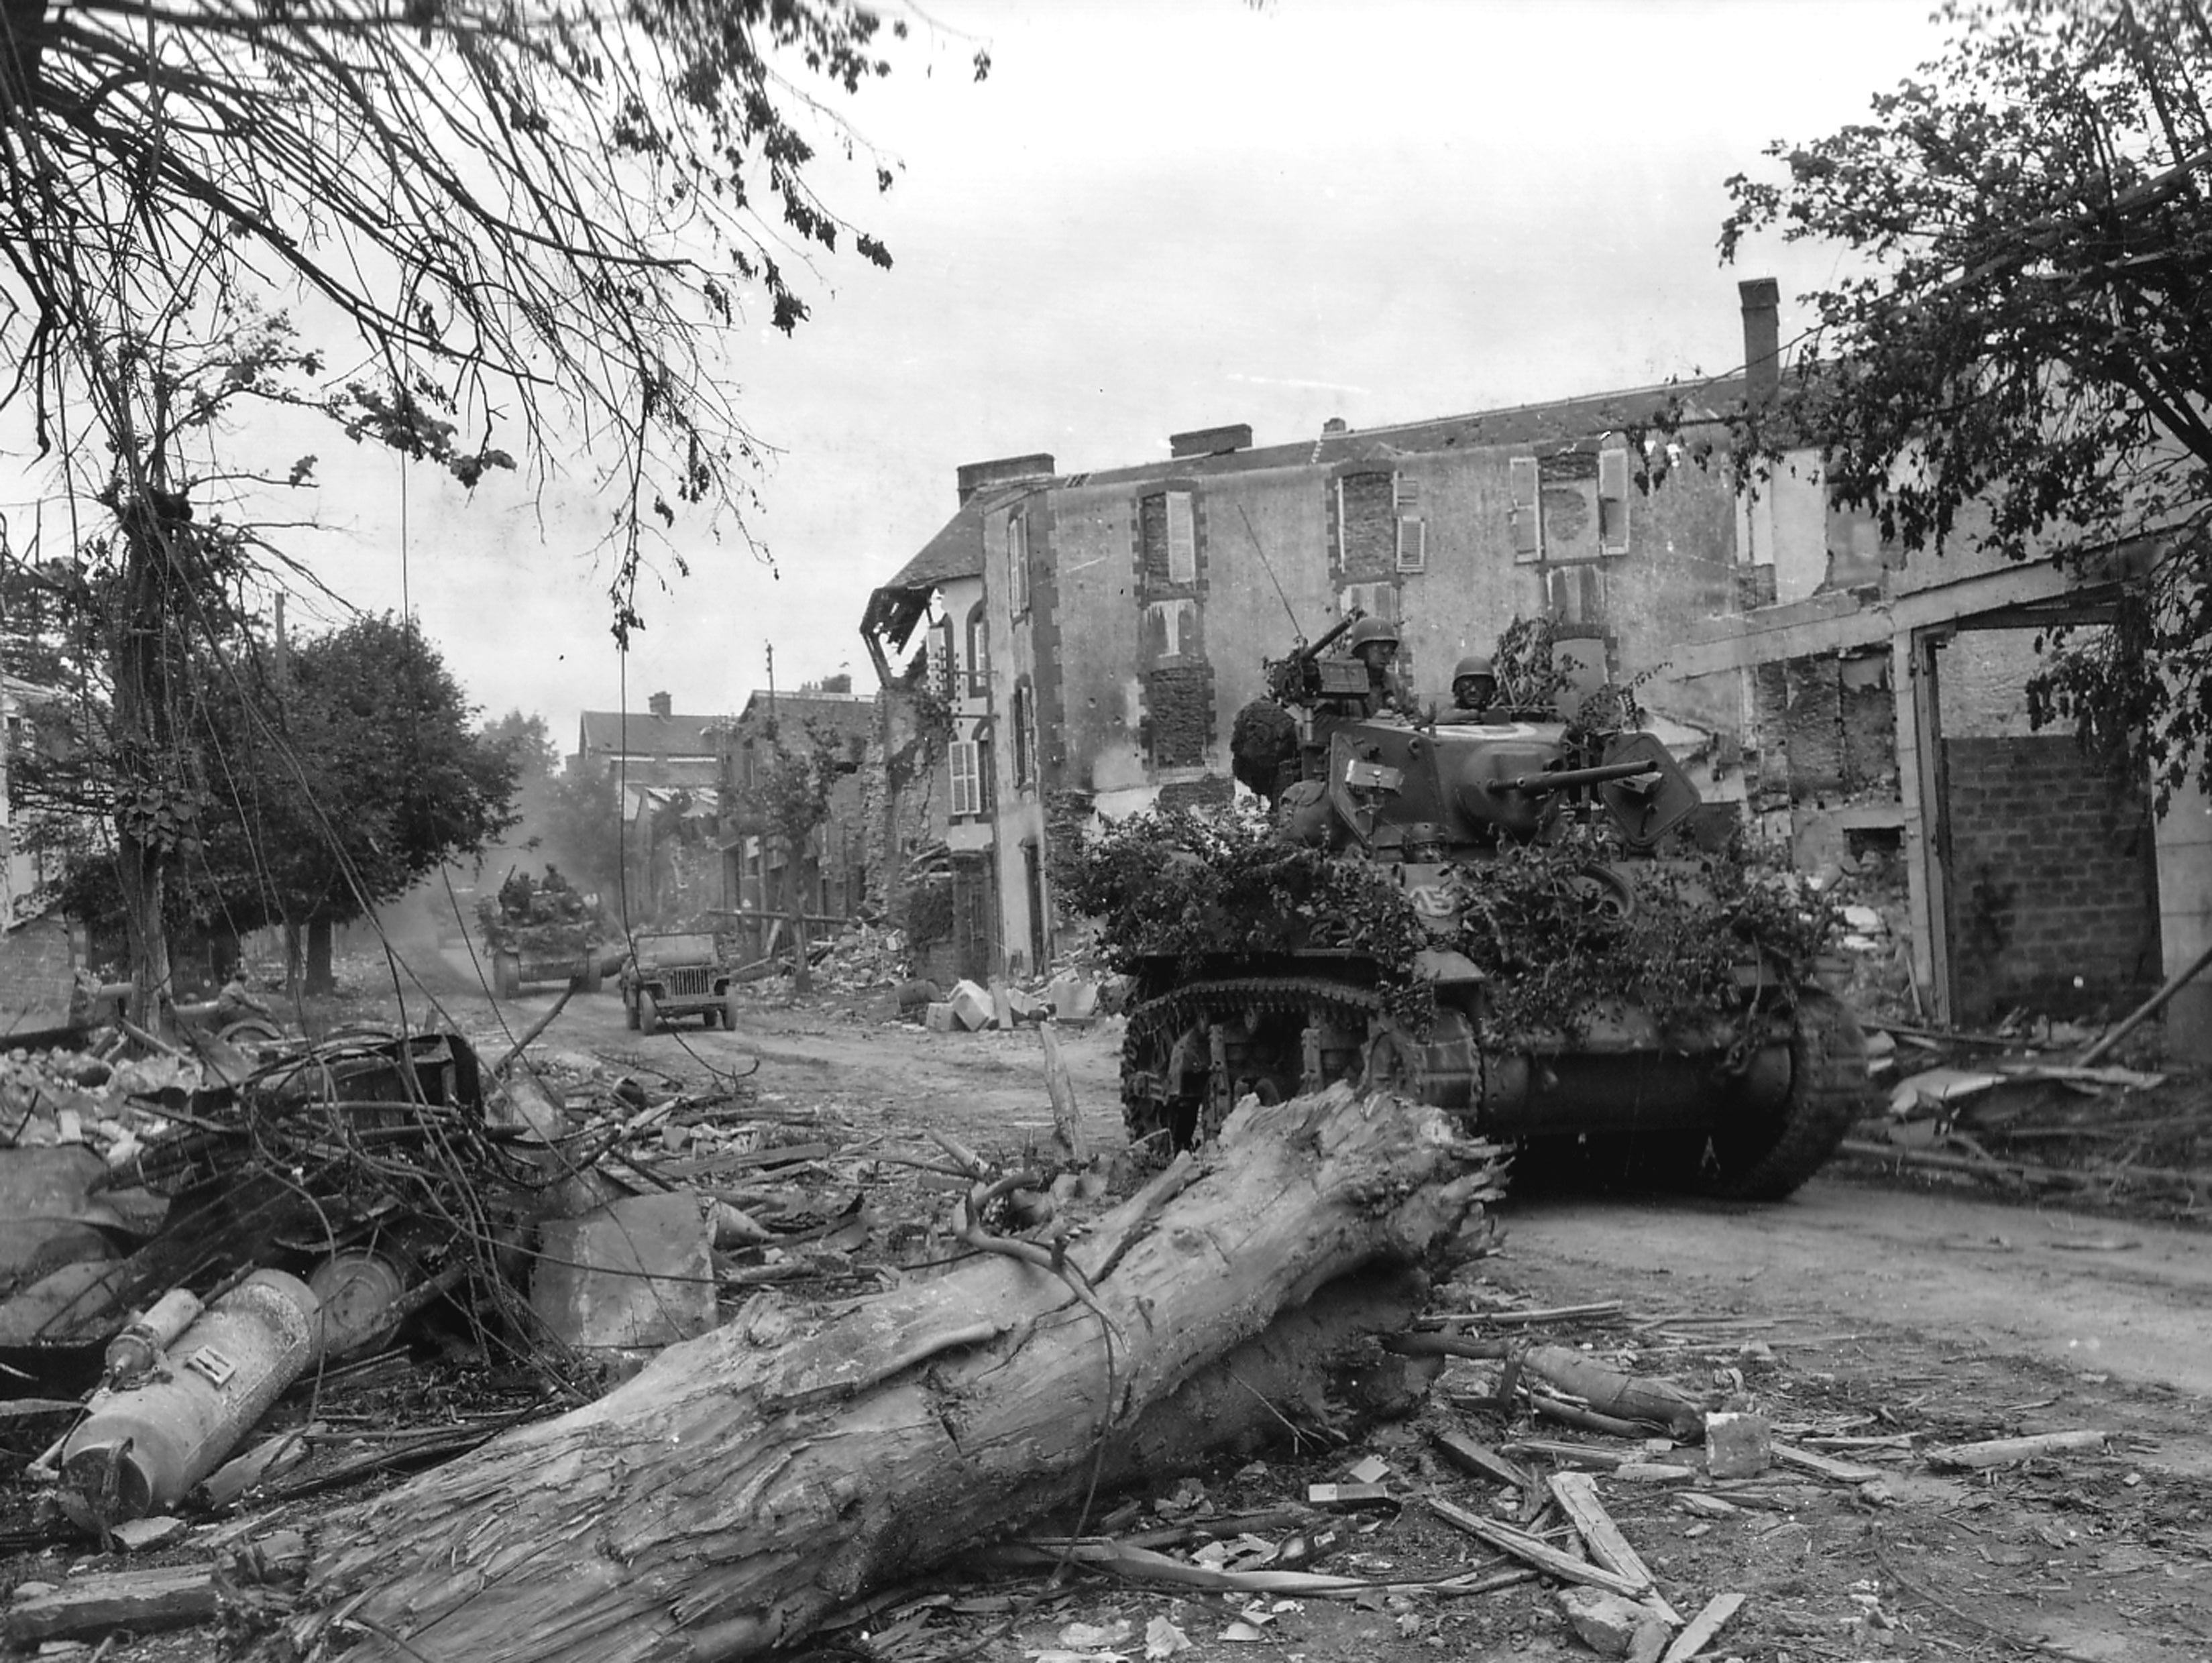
1449;653;1500;718
1343;614;1413;720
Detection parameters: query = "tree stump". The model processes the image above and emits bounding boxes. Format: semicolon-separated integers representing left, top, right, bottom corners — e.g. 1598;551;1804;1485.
287;1085;1504;1662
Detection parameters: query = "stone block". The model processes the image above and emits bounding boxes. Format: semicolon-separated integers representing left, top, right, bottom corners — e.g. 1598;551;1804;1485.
924;1001;958;1033
531;1192;715;1351
1705;1410;1773;1479
947;978;995;1031
1556;1587;1649;1658
1046;971;1099;1020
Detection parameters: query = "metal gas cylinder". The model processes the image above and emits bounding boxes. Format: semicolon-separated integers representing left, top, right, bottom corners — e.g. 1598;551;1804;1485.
59;1269;319;1530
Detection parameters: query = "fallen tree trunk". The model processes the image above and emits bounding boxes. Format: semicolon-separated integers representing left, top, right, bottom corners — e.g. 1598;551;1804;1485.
286;1086;1502;1663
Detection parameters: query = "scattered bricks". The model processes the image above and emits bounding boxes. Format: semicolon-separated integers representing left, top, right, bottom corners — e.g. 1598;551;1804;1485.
531;1192;716;1351
1557;1587;1658;1658
1704;1410;1773;1479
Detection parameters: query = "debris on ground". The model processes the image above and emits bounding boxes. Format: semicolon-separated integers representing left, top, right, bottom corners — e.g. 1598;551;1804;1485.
1;971;2207;1662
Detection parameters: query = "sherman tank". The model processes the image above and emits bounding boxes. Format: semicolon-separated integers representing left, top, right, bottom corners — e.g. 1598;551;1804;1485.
474;866;616;1000
1114;620;1869;1200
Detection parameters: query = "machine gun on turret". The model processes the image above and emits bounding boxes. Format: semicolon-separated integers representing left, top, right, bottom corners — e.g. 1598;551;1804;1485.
1260;609;1368;710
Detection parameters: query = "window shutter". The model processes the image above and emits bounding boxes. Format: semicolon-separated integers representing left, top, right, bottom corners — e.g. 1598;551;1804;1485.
1598;446;1630;555
1166;490;1197;583
950;741;980;817
1396;517;1427;574
933;618;955;701
1509;456;1541;561
1392;476;1425;573
1007;513;1028;615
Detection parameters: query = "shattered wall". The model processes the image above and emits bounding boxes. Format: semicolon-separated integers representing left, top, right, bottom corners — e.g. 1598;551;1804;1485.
1944;736;2162;1024
1747;648;1897;807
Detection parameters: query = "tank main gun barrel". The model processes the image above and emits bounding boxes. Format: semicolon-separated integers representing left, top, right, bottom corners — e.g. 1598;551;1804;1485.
1492;758;1661;796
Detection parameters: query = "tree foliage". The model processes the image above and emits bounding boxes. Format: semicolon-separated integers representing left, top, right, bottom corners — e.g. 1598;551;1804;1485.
482;711;561;783
27;611;514;982
1718;0;2212;804
212;613;517;933
0;0;959;1003
0;1;971;618
541;762;626;903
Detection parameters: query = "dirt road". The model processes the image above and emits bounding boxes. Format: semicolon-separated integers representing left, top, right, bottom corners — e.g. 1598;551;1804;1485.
509;982;2212;1401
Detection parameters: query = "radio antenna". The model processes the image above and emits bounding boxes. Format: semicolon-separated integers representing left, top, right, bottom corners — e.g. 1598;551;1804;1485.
1235;500;1307;645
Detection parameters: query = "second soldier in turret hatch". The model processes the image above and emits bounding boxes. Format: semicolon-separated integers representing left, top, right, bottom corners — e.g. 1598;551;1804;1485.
1449;653;1499;716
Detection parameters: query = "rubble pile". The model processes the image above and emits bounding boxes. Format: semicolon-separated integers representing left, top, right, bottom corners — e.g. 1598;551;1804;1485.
811;920;908;990
1840;1016;2206;1215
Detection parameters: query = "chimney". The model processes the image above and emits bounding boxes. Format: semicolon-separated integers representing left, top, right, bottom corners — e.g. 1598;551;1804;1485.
1169;423;1253;459
956;453;1057;506
1321;416;1349;437
1739;277;1780;410
648;691;673;718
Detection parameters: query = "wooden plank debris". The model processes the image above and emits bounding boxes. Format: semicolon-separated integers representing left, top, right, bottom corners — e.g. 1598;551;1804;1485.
1548;1471;1676;1622
1431;1300;1625;1328
1428;1497;1648;1600
6;1532;308;1645
1433;1430;1535;1491
1661;1592;1746;1663
1771;1442;1884;1483
1925;1430;2109;1469
1503;1438;1635;1469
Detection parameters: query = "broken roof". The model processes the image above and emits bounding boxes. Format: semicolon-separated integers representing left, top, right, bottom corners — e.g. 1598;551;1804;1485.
862;486;1026;650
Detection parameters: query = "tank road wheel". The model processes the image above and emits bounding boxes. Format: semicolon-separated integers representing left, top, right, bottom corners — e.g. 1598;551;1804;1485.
639;990;661;1036
1688;990;1869;1201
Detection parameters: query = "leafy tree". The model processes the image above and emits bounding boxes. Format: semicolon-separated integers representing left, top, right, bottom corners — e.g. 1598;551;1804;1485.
543;762;627;905
225;614;518;991
21;605;514;994
1715;0;2212;805
0;1;972;1009
482;712;561;783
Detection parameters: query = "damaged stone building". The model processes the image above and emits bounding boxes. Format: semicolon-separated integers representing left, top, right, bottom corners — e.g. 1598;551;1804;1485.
861;280;2212;1050
1675;287;2201;1042
718;679;874;957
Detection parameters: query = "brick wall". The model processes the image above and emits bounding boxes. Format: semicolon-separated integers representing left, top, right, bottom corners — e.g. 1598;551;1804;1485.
1145;665;1215;770
1943;736;2161;1023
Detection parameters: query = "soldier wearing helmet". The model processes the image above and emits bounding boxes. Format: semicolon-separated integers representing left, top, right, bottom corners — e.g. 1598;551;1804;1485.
1343;614;1410;719
1450;652;1499;715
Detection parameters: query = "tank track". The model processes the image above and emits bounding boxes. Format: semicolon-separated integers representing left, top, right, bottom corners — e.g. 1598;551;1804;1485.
1121;975;1387;1164
1695;989;1869;1200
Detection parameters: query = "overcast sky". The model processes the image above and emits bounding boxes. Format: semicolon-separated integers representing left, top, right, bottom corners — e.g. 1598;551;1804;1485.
16;0;1960;746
